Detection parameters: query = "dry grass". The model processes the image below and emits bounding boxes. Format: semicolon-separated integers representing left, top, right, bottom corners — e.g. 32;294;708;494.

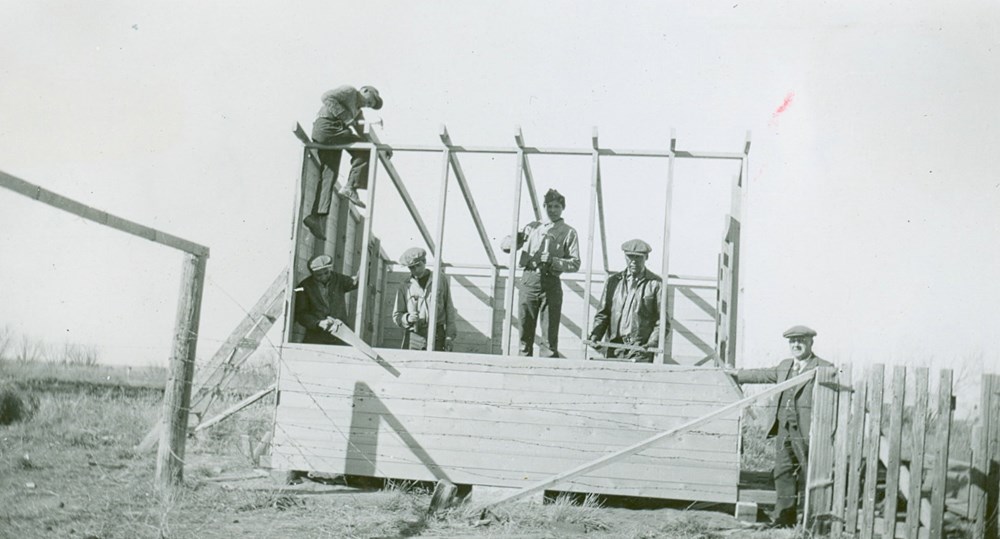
0;360;823;538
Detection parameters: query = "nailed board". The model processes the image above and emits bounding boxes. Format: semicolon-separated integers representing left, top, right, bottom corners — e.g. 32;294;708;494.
271;344;743;503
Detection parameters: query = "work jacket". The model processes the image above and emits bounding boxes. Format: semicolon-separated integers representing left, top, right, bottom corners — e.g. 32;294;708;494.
735;355;835;442
391;270;458;340
294;273;358;344
589;268;666;348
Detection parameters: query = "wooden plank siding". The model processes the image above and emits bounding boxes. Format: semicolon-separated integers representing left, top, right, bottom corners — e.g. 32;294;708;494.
375;267;718;364
271;345;743;502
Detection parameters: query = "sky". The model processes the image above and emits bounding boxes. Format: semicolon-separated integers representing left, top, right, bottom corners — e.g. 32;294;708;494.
1;1;999;385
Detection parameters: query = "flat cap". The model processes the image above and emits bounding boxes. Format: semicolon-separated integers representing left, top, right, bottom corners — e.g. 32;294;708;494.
621;239;652;256
783;325;817;338
543;188;565;207
308;254;334;272
399;247;427;267
360;85;383;110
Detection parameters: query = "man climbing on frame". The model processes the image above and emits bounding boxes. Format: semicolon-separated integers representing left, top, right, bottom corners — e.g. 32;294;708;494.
304;84;386;240
501;189;580;357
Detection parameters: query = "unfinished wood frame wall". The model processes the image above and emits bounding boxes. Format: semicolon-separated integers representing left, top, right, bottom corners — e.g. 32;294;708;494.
807;364;959;539
294;125;750;363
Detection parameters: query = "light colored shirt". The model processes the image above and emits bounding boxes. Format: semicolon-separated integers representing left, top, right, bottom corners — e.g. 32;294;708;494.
518;219;581;274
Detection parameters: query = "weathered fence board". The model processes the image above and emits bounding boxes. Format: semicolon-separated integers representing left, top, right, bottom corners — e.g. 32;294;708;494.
929;369;953;539
860;364;885;539
906;368;930;539
883;366;907;539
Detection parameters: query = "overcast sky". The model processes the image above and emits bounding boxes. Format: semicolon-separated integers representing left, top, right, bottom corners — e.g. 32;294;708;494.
1;1;998;379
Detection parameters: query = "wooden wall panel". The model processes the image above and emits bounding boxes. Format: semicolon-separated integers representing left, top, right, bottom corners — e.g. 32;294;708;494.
271;345;742;503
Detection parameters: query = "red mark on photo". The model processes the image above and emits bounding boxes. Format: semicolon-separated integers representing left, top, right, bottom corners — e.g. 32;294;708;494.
769;92;795;127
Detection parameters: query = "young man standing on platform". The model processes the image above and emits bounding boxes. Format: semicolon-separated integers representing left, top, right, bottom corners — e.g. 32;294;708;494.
501;189;581;358
391;247;457;352
727;325;834;528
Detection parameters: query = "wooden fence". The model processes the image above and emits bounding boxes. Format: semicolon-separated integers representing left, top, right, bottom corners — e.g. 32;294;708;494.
804;364;1000;538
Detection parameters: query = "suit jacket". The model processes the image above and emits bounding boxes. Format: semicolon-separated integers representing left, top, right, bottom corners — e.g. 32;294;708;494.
589;268;666;348
294;273;358;344
736;355;834;441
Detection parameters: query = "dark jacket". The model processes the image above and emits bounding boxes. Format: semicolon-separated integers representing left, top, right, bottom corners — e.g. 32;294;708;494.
294;273;358;344
736;355;835;441
589;268;666;348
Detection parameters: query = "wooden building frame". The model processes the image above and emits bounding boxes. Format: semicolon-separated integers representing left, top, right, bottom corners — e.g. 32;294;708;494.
269;124;754;507
288;124;750;365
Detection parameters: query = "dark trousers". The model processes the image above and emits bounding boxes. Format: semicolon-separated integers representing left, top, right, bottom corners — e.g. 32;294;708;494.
406;326;446;351
773;423;808;523
310;118;370;215
517;271;563;356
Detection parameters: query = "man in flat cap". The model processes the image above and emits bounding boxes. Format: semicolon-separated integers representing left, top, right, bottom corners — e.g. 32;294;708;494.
392;247;458;351
501;188;581;358
303;84;386;239
588;239;667;362
294;254;359;345
728;325;834;528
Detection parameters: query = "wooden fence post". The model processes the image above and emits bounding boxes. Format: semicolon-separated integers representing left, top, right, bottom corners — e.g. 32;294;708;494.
844;372;869;536
905;368;930;539
882;365;907;539
830;363;853;539
155;253;207;492
929;369;954;539
860;364;885;539
805;366;839;524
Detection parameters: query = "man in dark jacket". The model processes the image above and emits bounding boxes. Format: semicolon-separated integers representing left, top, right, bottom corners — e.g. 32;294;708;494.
729;325;834;528
588;239;666;363
294;254;359;345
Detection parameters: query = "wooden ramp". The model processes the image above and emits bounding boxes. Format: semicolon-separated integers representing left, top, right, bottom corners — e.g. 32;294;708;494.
268;345;744;503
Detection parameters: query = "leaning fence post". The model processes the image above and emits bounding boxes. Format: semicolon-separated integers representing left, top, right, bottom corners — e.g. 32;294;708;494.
155;252;207;492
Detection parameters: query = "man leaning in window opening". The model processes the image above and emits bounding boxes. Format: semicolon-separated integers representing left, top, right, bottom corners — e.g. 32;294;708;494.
391;247;457;352
294;254;359;345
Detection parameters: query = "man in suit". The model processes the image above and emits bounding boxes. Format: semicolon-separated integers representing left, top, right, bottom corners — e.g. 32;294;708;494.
588;239;667;363
294;254;359;345
728;325;834;528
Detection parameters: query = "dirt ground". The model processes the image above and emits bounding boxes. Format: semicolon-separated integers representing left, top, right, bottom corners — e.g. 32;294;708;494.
0;373;808;539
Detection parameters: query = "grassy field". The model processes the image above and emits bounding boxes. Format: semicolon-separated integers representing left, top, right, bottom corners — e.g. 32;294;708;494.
0;359;819;539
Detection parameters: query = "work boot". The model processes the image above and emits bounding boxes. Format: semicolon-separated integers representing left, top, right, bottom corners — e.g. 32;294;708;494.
339;186;366;208
303;214;327;240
